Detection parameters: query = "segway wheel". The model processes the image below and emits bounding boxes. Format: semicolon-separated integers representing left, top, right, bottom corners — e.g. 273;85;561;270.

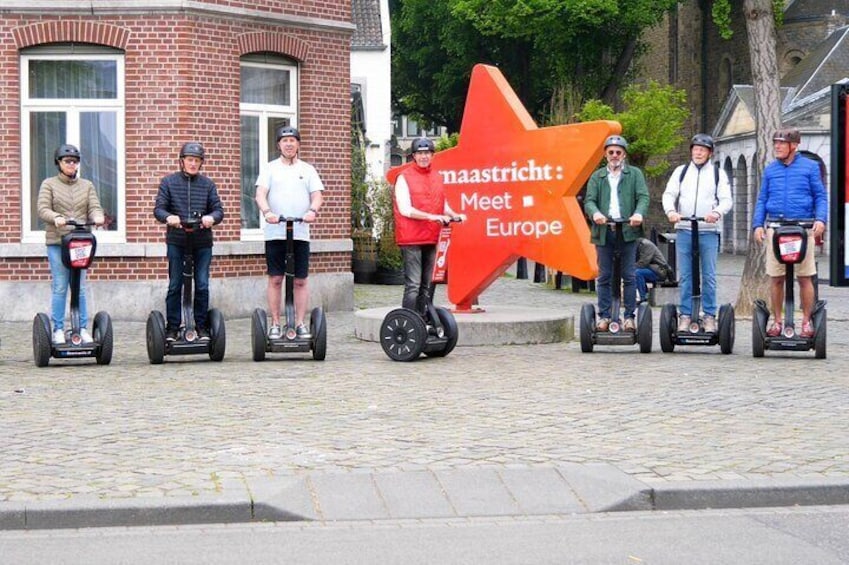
718;304;735;355
425;306;458;358
93;311;113;365
380;308;427;362
579;303;595;353
251;308;267;362
814;313;826;359
146;310;166;364
659;304;676;353
32;313;52;367
751;302;767;358
637;303;652;353
310;307;327;361
208;308;226;362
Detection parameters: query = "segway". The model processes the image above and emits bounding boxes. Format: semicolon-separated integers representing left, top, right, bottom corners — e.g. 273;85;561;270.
146;214;226;364
659;216;735;354
579;218;652;353
752;218;826;359
32;219;113;366
251;216;327;361
380;217;461;362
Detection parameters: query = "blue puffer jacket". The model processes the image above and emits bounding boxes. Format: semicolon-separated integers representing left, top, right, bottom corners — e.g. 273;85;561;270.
751;154;827;228
154;172;224;248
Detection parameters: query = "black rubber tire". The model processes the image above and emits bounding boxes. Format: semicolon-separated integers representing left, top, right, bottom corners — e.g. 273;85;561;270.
579;303;595;353
251;308;267;362
718;304;735;355
311;307;327;361
752;302;767;358
637;302;652;353
94;311;113;365
659;304;676;353
814;311;827;359
380;308;427;362
146;310;166;364
425;307;459;358
33;313;52;367
208;308;226;362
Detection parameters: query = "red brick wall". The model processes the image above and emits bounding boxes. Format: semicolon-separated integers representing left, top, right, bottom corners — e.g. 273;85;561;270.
0;4;352;281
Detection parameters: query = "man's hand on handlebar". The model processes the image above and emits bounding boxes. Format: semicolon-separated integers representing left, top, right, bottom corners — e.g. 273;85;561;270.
166;215;181;227
201;215;214;228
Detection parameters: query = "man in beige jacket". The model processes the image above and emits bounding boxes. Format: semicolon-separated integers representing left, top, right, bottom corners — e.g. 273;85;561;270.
37;144;105;344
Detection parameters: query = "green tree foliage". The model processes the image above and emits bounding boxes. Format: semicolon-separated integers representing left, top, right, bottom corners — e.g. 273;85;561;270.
712;0;784;39
576;81;690;177
391;0;679;133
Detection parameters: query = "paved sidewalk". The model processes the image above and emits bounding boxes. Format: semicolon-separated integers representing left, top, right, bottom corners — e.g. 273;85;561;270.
2;254;848;529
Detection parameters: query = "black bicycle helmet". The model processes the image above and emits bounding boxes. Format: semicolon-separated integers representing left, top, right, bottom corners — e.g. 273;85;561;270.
54;144;81;164
276;125;301;142
410;137;435;152
179;142;206;160
603;135;628;151
690;133;714;150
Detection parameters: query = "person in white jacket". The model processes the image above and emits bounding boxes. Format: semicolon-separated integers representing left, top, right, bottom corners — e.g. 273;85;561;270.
662;133;733;333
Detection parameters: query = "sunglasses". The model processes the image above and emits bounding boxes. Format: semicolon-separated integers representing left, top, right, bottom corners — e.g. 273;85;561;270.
606;149;624;156
60;159;80;165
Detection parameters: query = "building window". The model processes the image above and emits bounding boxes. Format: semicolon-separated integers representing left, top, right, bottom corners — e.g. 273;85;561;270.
239;54;298;234
21;45;125;243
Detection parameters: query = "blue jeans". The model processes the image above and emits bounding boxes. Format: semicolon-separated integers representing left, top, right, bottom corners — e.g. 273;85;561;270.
595;238;637;320
401;244;436;313
675;229;719;317
166;244;212;331
635;268;658;302
47;244;87;331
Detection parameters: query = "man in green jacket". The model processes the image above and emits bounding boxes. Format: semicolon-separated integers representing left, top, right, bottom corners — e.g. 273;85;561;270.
583;135;650;332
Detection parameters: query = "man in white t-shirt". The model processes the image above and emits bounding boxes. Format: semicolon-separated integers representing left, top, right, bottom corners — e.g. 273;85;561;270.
255;125;324;339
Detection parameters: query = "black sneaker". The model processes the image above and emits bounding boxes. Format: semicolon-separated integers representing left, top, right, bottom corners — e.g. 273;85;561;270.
198;328;210;342
166;329;179;342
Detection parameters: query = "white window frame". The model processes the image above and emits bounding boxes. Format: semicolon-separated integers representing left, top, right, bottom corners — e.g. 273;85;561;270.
240;59;298;241
20;50;126;244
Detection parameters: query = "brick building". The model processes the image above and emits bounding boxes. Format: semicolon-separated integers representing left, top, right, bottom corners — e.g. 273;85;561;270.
0;1;355;321
639;1;847;254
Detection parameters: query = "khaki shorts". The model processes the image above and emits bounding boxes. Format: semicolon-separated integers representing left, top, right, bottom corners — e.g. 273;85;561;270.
765;228;817;277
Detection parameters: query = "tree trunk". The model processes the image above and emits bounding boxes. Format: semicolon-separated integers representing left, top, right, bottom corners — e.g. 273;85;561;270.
735;0;783;316
600;35;638;106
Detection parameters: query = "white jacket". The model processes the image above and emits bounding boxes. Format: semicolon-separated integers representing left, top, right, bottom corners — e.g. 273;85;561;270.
662;161;732;232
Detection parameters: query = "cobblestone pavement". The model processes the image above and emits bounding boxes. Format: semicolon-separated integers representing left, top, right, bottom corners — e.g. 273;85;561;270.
1;254;848;504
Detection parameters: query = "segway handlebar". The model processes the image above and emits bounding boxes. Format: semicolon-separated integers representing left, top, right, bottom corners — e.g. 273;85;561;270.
604;217;627;228
180;213;204;232
65;219;97;228
765;218;816;230
440;216;464;226
275;216;305;223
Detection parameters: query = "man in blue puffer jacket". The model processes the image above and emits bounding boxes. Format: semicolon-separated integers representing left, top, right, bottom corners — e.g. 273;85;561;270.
154;142;224;342
751;127;827;338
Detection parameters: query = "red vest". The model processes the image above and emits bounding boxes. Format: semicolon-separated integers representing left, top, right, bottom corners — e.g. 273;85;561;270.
394;164;445;246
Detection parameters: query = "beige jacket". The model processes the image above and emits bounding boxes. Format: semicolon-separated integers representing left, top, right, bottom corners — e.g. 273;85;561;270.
36;175;105;245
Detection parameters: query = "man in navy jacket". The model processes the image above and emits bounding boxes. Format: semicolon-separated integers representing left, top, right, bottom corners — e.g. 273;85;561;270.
154;142;224;341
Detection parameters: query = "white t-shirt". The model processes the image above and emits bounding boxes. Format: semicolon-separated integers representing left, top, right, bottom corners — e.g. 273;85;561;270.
255;158;324;241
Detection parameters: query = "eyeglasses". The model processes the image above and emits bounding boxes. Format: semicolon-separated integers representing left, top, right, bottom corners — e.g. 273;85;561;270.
60;159;80;165
606;149;624;156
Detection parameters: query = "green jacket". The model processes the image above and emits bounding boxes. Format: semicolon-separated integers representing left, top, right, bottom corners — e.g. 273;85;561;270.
583;164;650;246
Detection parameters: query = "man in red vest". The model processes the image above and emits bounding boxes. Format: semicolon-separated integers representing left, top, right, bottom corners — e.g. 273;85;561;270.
393;138;464;312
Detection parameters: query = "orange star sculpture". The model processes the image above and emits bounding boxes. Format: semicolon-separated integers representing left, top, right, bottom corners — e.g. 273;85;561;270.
387;64;620;311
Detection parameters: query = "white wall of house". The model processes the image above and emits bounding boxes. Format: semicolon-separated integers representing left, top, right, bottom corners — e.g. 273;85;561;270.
351;0;392;182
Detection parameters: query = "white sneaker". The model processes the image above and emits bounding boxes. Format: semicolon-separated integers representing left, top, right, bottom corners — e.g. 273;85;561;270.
268;325;282;339
79;328;94;343
53;329;66;344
